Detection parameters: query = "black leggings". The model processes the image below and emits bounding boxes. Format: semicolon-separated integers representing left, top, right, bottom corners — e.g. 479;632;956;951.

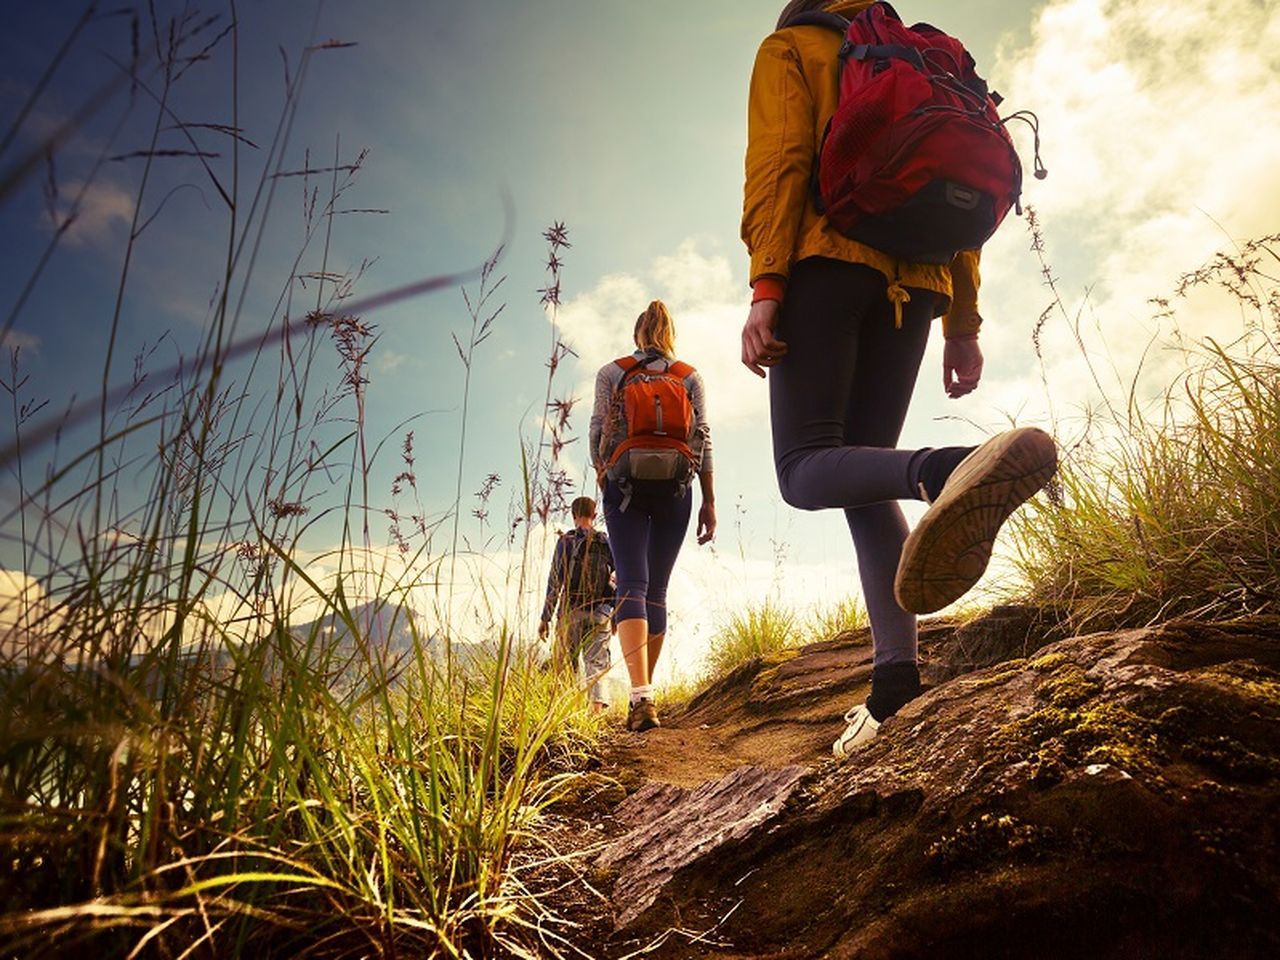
769;257;934;666
602;479;692;635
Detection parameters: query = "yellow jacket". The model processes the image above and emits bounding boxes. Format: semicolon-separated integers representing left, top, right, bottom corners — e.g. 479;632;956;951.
741;0;982;337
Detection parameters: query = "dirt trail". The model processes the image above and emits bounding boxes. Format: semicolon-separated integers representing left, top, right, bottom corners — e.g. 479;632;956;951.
603;681;852;788
599;618;964;788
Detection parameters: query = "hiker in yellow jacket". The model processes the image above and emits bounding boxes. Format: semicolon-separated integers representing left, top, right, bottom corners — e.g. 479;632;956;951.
741;0;1056;758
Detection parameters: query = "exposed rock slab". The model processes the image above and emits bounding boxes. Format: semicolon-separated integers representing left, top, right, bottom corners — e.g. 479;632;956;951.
596;763;808;928
599;617;1280;959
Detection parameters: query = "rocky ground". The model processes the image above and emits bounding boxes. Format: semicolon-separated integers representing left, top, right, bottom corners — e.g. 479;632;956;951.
536;609;1280;959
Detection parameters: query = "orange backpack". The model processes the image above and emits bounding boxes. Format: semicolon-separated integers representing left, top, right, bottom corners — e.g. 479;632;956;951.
602;355;697;487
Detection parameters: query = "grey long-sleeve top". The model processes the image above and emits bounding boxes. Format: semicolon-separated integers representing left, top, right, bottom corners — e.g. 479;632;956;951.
589;349;713;474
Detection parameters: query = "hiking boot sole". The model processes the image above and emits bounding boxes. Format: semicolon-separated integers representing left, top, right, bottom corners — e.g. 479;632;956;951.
894;427;1057;615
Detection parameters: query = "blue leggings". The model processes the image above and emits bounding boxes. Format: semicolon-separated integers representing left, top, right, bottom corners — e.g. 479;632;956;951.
769;257;935;667
602;480;692;635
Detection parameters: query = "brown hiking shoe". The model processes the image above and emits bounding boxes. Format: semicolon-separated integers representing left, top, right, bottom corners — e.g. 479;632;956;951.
895;427;1057;615
626;699;660;733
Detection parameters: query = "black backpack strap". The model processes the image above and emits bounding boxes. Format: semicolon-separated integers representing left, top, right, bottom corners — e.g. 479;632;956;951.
846;42;925;72
787;2;900;35
785;10;849;34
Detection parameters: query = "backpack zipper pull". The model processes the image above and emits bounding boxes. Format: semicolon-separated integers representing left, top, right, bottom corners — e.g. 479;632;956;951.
655;395;666;435
1001;109;1049;181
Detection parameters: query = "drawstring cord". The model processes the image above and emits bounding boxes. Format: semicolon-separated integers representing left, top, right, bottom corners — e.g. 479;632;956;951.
887;279;911;329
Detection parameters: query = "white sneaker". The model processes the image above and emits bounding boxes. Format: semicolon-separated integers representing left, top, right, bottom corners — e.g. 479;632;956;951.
832;704;880;759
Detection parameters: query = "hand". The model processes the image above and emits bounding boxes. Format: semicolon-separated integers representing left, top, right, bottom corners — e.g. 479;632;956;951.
741;300;787;378
697;502;717;544
942;335;983;398
538;620;549;640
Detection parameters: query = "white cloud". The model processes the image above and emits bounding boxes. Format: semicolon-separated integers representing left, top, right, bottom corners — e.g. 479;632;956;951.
0;568;59;661
48;178;135;247
556;238;764;434
376;350;410;374
0;569;42;619
969;0;1280;428
650;240;736;310
994;0;1280;236
0;329;40;354
556;271;650;375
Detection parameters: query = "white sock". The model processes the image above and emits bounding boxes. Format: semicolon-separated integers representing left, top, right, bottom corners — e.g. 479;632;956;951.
630;684;654;704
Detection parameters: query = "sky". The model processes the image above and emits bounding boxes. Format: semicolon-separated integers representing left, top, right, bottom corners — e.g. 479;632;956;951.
2;0;1278;683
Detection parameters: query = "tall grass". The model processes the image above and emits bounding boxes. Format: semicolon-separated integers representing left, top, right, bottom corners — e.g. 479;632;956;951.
700;593;869;683
0;8;599;958
703;599;802;680
1;605;597;957
804;594;869;643
1008;231;1280;635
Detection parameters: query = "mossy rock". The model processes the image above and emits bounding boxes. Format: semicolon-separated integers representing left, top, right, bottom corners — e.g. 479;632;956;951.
925;811;1057;875
1201;659;1280;706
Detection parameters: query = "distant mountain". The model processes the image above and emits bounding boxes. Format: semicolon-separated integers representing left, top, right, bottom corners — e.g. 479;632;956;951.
288;599;420;664
287;599;500;679
111;599;508;700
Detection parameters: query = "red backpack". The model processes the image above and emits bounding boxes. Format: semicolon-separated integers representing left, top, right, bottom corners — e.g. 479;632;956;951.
791;1;1044;264
601;355;698;488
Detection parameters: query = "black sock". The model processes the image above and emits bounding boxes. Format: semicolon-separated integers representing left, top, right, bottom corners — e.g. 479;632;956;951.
866;661;921;722
917;445;976;502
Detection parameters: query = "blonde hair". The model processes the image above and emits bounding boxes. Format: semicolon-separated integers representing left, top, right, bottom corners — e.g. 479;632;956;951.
776;0;832;30
634;300;676;358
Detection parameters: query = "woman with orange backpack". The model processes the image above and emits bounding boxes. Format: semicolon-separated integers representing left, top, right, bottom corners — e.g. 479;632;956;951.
591;300;716;733
741;0;1057;758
